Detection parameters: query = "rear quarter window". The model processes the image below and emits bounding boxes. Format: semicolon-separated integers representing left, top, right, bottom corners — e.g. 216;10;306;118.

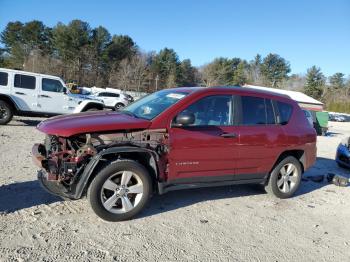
0;72;8;86
276;101;293;125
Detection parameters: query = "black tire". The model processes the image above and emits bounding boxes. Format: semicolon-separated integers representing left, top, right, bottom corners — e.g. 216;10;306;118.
88;160;152;221
86;107;99;111
0;100;13;125
337;162;348;169
265;156;302;199
115;103;125;111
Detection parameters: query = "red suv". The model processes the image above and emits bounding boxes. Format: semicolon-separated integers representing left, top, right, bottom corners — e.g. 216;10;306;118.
32;87;317;221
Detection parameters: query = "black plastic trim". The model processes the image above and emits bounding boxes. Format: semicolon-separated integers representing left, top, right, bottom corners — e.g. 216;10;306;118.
158;173;268;194
71;146;159;199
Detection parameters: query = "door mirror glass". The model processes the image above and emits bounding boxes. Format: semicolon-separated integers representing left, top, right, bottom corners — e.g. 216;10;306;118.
173;112;195;127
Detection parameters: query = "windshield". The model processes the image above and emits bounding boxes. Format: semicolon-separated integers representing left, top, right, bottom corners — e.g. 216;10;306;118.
122;89;188;120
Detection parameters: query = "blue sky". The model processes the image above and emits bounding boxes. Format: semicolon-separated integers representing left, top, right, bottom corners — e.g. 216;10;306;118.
0;0;349;76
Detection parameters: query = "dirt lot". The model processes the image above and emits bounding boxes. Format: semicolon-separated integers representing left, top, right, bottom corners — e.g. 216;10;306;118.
0;117;349;261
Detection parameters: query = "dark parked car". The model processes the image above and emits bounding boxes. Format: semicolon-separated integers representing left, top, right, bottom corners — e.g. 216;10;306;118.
32;87;317;221
336;137;350;169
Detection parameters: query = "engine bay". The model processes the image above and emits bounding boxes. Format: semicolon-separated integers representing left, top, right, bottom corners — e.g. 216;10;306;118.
38;129;168;189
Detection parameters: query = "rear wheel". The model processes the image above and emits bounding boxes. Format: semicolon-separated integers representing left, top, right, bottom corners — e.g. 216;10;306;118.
115;103;125;111
265;156;302;199
0;100;13;125
88;160;152;221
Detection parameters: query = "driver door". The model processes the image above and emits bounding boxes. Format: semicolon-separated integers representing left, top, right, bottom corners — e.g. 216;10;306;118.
38;77;71;114
167;94;240;183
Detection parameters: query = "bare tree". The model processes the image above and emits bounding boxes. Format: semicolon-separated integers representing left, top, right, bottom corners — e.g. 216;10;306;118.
109;53;150;91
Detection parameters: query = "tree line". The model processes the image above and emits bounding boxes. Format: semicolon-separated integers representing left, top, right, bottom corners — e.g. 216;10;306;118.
1;20;349;112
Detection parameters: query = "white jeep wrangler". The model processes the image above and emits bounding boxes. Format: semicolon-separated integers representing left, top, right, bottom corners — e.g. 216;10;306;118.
0;68;105;124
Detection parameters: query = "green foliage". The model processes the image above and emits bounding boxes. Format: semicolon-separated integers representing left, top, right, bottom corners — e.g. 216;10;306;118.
105;35;136;64
260;53;291;88
329;72;345;89
0;19;348;107
201;57;243;86
1;20;51;68
232;61;247;86
327;101;350;114
178;59;198;87
304;66;325;100
52;20;90;62
150;48;181;88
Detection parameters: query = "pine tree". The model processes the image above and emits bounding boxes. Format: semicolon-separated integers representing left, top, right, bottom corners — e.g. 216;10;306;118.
304;66;325;99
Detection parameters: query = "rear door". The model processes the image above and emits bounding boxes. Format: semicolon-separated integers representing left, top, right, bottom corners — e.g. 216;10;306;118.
12;73;39;111
236;96;287;176
38;77;70;114
168;94;240;182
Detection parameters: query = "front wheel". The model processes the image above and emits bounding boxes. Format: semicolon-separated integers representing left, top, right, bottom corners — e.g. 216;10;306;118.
0;100;13;125
88;160;152;221
265;156;302;199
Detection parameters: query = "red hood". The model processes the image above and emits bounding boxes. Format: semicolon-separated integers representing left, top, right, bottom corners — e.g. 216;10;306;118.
37;111;151;137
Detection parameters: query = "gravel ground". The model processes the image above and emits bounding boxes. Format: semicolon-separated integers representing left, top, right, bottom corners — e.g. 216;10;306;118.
0;116;349;261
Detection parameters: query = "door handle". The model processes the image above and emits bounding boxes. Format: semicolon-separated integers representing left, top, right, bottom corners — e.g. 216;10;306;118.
220;132;238;138
39;94;51;98
15;92;25;95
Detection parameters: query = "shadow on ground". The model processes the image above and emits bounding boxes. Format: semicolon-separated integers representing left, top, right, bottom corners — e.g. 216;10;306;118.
0;180;61;213
1;157;346;216
326;131;343;137
7;118;43;127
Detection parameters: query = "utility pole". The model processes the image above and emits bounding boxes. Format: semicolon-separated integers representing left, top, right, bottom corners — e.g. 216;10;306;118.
155;74;159;91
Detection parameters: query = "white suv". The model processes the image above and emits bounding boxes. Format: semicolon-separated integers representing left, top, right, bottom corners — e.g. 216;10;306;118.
95;91;130;110
0;68;105;125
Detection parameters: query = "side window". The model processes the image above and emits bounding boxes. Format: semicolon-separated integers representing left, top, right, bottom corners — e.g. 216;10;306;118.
0;72;8;86
241;96;266;125
42;78;64;92
180;95;233;126
276;101;293;125
103;93;120;97
14;74;36;89
265;99;276;124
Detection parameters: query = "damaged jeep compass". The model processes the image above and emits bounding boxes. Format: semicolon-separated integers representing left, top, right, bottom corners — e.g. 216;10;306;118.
32;87;317;221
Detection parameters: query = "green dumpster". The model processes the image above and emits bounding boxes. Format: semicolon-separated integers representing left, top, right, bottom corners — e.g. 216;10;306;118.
314;111;329;136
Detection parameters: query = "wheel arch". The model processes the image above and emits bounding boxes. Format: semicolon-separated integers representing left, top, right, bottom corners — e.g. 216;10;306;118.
73;146;159;198
0;94;18;112
266;149;305;184
81;102;104;112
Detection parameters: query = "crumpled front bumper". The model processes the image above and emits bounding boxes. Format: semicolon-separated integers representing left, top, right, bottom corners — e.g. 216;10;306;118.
32;143;74;199
37;169;72;199
32;143;45;168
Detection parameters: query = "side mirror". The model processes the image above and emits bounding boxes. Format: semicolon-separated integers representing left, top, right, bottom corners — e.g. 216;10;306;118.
63;87;67;94
173;112;195;127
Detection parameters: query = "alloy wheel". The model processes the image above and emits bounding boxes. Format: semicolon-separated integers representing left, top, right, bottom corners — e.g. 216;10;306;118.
277;163;298;193
100;171;143;214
